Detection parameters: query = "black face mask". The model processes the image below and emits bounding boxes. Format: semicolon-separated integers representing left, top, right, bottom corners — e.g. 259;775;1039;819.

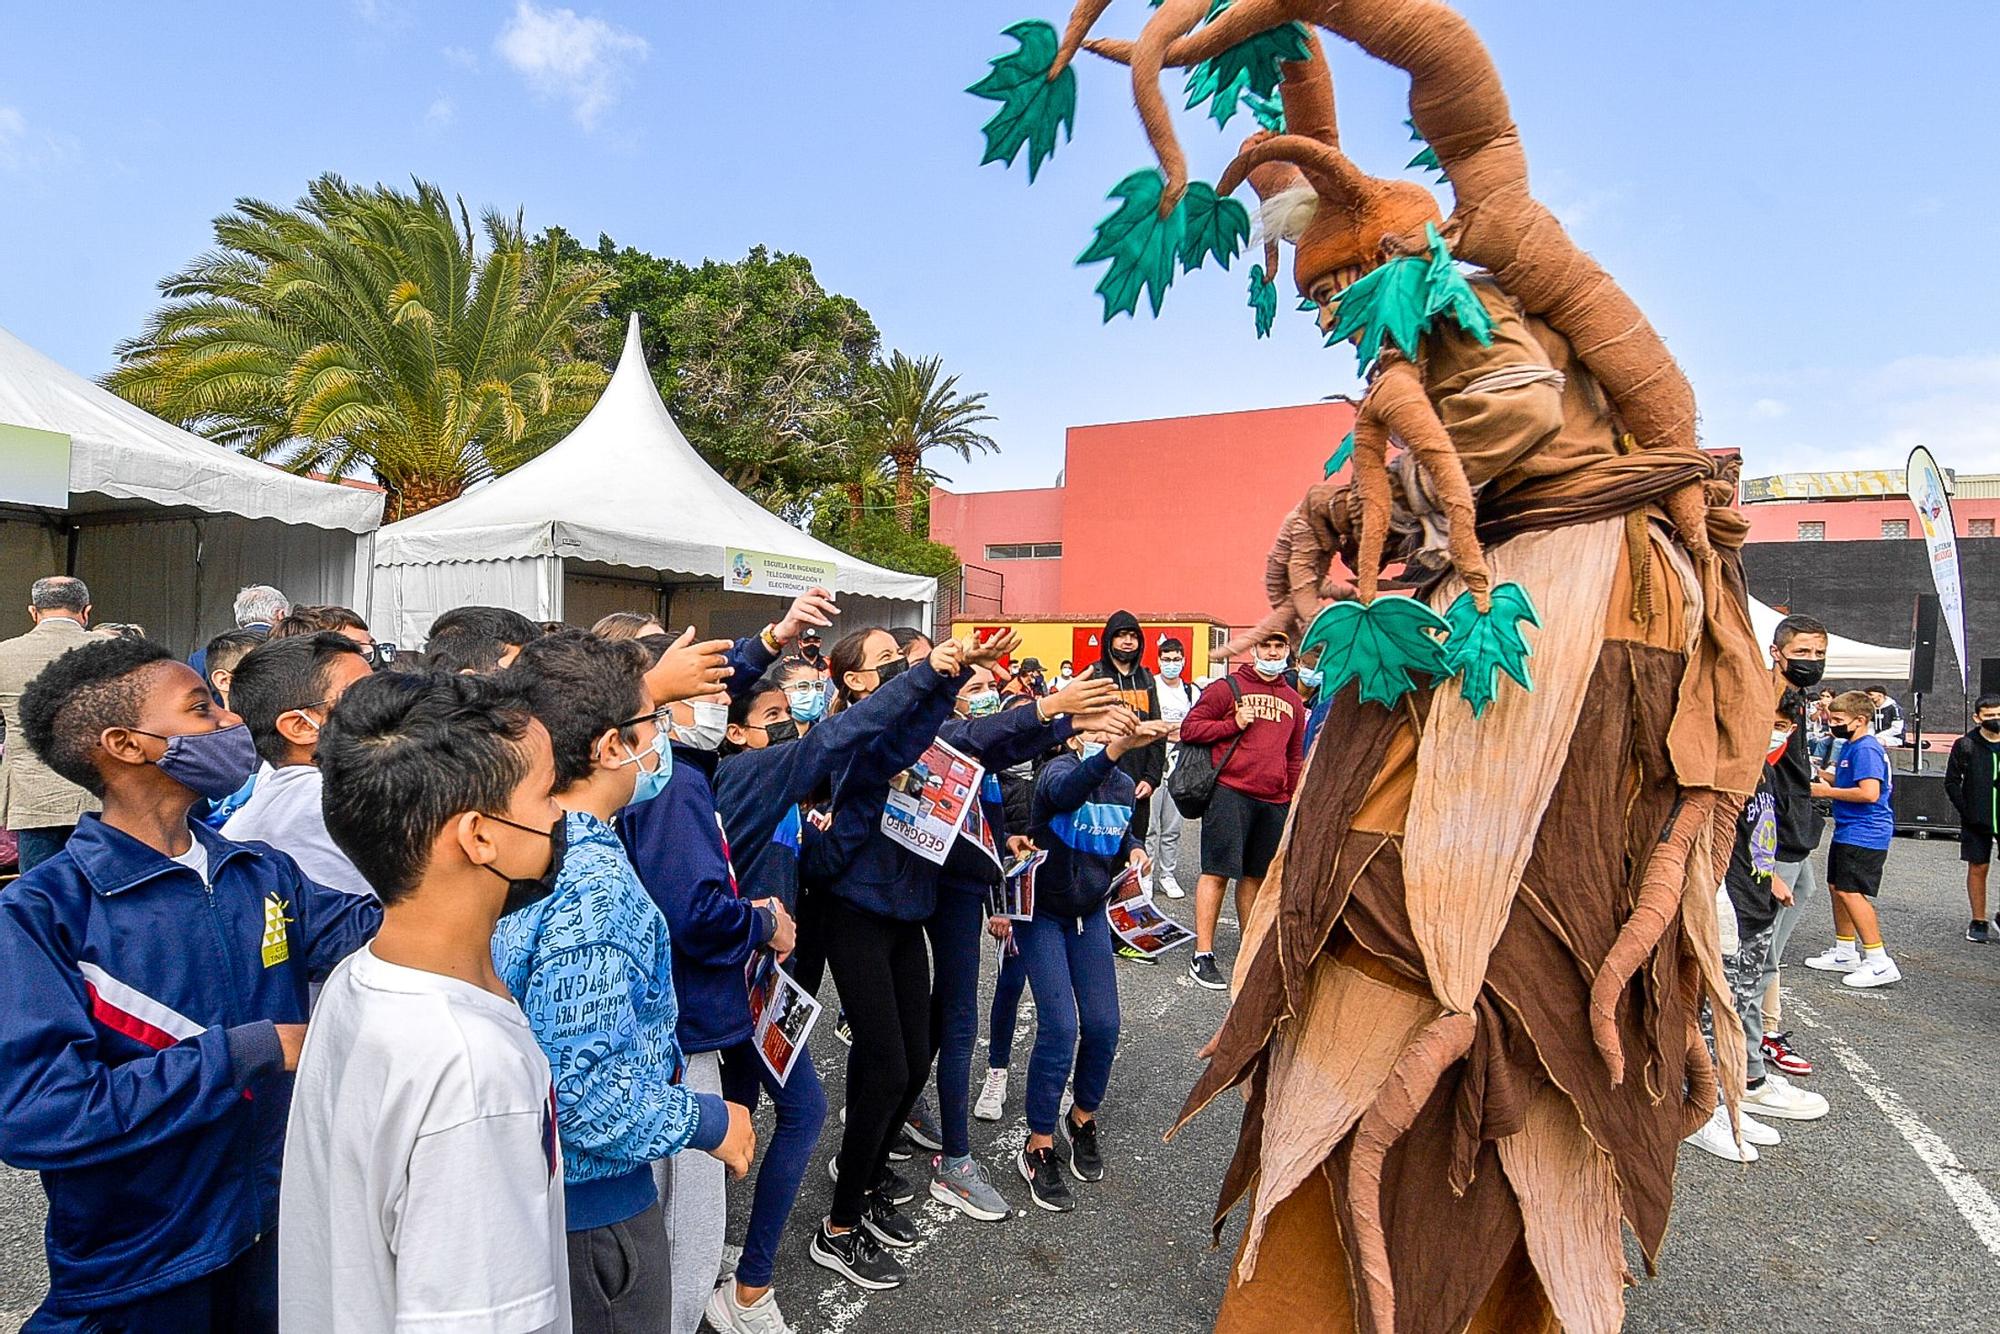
1981;719;2000;736
1842;718;1870;741
1109;644;1139;665
872;657;909;687
482;812;567;916
760;717;801;746
1781;656;1825;689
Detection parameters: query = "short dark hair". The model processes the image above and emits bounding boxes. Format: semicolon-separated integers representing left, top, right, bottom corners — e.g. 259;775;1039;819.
731;670;792;727
429;605;541;648
230;632;367;766
1771;613;1828;650
424;630;508;675
19;639;175;796
204;627;268;678
1159;637;1186;656
270;604;368;640
505;629;650;789
318;672;539;906
1777;687;1808;718
1975;694;2000;714
891;627;932;653
29;576;89;613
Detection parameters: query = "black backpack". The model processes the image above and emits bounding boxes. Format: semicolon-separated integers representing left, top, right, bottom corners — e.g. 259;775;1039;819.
1167;677;1245;820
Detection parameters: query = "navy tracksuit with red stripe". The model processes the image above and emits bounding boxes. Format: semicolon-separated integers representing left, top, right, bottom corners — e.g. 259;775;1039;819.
0;814;379;1327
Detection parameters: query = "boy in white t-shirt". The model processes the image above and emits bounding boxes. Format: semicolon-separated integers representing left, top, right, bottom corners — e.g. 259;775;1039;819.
280;672;573;1334
1148;636;1201;899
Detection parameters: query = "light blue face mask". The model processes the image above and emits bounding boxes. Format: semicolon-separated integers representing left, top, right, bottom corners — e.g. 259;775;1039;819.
1080;741;1107;762
1297;666;1324;690
616;727;674;805
786;682;828;724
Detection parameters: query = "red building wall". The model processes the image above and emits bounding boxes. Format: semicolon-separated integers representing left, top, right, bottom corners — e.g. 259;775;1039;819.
1741;496;2000;543
928;484;1067;613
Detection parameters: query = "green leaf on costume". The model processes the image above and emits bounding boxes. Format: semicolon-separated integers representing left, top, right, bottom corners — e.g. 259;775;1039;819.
1443;581;1540;717
1178;182;1250;274
1242;89;1286;133
968;20;1078;184
1325;223;1492;371
1324;430;1353;476
1297;296;1318;311
1300;596;1453;710
1183;0;1310;127
1249;263;1277;337
1402;117;1444;177
1078;169;1186;320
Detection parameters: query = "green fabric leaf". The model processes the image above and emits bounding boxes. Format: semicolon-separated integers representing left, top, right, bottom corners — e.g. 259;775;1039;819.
1297;296;1319;312
968;20;1078;184
1242;89;1286;133
1078;169;1185;320
1326;224;1492;370
1301;596;1453;710
1402;117;1444;178
1324;430;1353;476
1249;264;1277;338
1443;581;1540;717
1178;182;1250;274
1183;0;1310;126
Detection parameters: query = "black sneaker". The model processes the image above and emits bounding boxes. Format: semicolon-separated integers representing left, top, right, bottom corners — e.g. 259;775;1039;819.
825;1157;916;1205
1188;952;1227;990
861;1189;919;1249
886;1131;914;1162
1017;1145;1073;1212
809;1220;906;1290
1061;1113;1104;1182
1970;919;1992;943
835;1012;853;1047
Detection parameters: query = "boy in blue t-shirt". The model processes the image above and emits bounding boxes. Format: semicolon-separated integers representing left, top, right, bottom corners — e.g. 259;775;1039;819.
1804;689;1899;988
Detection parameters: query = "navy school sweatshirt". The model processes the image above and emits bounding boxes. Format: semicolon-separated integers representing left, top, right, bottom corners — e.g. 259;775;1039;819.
935;704;1075;897
1029;748;1142;920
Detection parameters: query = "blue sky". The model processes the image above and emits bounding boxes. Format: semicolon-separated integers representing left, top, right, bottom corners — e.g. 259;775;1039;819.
4;1;1997;496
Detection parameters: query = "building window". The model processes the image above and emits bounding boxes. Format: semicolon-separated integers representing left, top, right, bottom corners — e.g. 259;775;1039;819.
1971;518;1996;538
1796;521;1824;541
984;542;1062;561
1880;519;1909;539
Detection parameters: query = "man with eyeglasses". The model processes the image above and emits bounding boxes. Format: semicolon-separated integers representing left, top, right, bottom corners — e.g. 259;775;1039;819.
222;633;379;897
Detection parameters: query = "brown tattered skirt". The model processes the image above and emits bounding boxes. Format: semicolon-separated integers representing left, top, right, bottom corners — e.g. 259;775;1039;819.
1180;516;1754;1334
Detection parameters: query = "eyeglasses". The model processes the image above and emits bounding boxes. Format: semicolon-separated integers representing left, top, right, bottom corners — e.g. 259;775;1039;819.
612;706;671;731
365;642;399;666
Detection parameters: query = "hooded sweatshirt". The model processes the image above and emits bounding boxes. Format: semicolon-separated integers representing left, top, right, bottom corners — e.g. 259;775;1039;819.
1030;748;1141;919
1088;610;1163;793
1179;661;1307;805
1945;725;2000;833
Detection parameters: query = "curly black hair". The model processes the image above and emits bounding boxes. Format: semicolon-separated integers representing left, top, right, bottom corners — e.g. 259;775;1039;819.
505;628;651;790
19;638;175;796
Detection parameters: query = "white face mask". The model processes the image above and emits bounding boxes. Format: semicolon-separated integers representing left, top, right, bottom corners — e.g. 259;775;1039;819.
670;700;729;752
1768;728;1792;754
1253;654;1288;679
1159;658;1184;680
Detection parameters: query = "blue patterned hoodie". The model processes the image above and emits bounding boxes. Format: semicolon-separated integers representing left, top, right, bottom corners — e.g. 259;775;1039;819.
1030;747;1141;919
493;810;727;1231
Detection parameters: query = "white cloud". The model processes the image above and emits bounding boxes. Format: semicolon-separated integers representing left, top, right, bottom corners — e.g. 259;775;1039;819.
442;44;480;70
1750;398;1789;420
1730;353;2000;477
424;96;456;130
493;1;648;129
0;105;76;173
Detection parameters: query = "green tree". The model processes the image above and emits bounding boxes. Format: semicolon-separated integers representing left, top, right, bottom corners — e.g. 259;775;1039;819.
862;351;998;531
551;232;880;507
108;174;613;516
807;490;963;580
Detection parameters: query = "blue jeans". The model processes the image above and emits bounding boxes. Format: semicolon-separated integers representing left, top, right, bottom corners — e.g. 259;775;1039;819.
718;1036;827;1290
987;943;1029;1070
14;824;74;872
924;888;987;1158
1017;910;1120;1136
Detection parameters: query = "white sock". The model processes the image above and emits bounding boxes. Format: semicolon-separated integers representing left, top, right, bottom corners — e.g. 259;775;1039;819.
1863;944;1888;961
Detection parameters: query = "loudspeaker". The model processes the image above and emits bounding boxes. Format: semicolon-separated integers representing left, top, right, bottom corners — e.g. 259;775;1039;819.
1911;594;1939;693
1983;657;2000;699
1892;772;1960;836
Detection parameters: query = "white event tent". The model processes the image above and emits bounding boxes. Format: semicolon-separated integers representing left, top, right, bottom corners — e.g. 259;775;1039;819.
0;323;384;655
371;315;935;646
1747;596;1909;681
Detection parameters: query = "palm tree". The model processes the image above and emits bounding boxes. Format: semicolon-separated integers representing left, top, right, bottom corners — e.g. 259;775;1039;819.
861;352;998;531
107;174;614;516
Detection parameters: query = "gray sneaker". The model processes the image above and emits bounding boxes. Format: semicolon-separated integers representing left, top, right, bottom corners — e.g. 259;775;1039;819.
929;1153;1010;1221
904;1094;944;1152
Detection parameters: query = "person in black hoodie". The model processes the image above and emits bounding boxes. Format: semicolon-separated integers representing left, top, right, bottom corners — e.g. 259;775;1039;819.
1759;614;1828;1078
1014;714;1171;1213
1945;693;2000;942
1083;611;1164;842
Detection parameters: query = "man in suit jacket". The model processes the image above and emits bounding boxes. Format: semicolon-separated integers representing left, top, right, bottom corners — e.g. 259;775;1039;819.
0;576;102;869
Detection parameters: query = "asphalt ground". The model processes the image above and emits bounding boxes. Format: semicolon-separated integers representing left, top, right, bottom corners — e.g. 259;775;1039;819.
1;828;1996;1331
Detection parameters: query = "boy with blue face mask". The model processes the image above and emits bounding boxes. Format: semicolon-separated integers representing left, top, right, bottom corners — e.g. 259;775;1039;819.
1149;637;1200;900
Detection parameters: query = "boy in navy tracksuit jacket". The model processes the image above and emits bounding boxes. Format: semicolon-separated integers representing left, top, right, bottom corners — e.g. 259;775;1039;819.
0;638;379;1331
1013;721;1167;1213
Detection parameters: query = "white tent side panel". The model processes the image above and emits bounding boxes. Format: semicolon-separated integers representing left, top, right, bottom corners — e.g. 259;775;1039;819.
372;555;561;648
1746;596;1910;681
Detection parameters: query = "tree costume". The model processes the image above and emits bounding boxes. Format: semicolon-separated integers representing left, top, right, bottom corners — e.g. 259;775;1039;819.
970;3;1775;1331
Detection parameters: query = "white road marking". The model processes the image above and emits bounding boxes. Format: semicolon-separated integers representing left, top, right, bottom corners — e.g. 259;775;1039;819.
1789;994;2000;1264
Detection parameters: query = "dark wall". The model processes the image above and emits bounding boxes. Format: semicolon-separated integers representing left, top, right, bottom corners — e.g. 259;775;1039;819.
1743;537;1999;738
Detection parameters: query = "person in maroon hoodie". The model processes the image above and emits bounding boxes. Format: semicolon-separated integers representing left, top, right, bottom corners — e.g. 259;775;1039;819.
1178;630;1306;990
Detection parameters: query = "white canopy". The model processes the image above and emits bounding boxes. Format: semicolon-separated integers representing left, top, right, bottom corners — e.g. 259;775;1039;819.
0;322;383;653
1748;596;1910;680
371;315;934;644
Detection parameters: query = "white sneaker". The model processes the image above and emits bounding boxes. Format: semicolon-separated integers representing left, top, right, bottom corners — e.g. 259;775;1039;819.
1736;1112;1782;1147
973;1067;1008;1122
705;1283;797;1334
1684;1105;1757;1162
1742;1072;1828;1121
1843;955;1902;989
1158;873;1186;900
1803;946;1860;973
